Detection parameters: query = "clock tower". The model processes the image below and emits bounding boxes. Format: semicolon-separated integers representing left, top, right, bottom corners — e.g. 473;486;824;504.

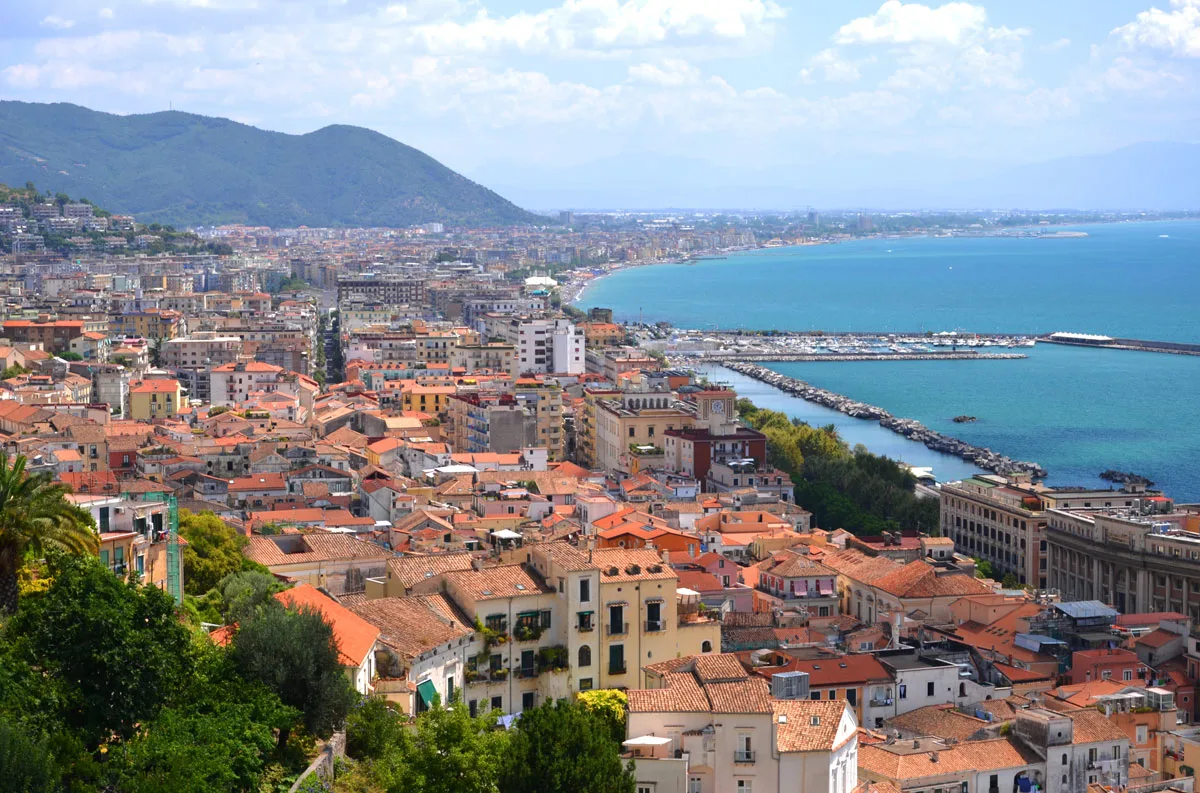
695;388;737;436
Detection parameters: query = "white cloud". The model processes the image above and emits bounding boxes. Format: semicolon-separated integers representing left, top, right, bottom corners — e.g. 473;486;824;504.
628;59;700;86
41;15;76;30
835;1;987;47
99;8;115;19
801;48;868;83
1042;37;1071;52
1111;0;1200;57
412;0;786;56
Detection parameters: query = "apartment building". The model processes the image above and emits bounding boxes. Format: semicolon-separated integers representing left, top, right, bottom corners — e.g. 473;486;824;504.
161;332;244;369
337;275;427;306
210;361;287;406
664;388;767;485
445;393;537;454
449;342;518;376
626;655;859;793
70;492;183;601
941;475;1163;589
1046;501;1200;617
514;378;564;460
128;378;183;420
593;393;696;476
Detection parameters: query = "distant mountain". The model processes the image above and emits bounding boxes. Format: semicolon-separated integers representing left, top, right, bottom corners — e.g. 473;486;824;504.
0;101;540;228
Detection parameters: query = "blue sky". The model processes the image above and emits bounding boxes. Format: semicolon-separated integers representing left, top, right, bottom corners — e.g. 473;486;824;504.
2;0;1199;207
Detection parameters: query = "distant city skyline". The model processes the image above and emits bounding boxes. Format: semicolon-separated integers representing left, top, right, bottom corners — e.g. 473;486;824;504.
3;0;1199;208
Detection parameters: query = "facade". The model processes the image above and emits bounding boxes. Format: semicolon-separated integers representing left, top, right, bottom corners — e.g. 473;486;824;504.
626;655;859;793
128;378;183;420
1045;503;1200;617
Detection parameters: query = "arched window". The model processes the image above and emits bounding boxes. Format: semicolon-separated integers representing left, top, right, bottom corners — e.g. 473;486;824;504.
959;682;967;697
701;640;713;653
578;645;592;667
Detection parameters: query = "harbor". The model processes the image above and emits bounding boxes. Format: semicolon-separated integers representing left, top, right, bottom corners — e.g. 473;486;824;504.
722;360;1047;479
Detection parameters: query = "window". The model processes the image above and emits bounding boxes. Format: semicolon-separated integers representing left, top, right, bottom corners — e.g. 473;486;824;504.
927;681;935;697
828;690;837;700
469;699;477;717
1123;669;1133;681
609;644;626;675
689;779;702;793
579;678;593;691
579;646;592;667
522;692;535;711
810;691;821;701
639;786;655;793
701;640;712;653
580;578;591;603
1137;725;1148;743
846;689;857;707
737;781;753;793
899;684;907;700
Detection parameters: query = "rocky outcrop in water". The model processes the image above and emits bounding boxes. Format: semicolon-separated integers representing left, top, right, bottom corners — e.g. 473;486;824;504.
1099;470;1154;487
952;415;977;423
724;361;1046;479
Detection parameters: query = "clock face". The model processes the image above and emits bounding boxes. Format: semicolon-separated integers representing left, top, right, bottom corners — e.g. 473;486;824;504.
711;400;725;414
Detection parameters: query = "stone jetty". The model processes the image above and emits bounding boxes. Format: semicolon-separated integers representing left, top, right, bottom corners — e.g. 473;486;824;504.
701;351;1026;363
724;361;1046;479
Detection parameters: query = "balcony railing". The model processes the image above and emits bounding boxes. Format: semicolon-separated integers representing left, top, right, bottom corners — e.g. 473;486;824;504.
645;619;664;633
609;662;627;675
578;618;595;632
515;666;538;680
870;696;893;707
734;750;756;764
607;621;629;636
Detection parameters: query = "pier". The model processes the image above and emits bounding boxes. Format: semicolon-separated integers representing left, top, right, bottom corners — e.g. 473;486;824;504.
1040;334;1200;357
691;351;1025;363
723;361;1046;479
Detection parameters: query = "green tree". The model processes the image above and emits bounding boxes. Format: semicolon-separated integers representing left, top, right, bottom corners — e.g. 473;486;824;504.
974;559;996;580
213;569;285;624
107;643;299;793
346;696;407;761
0;453;98;613
7;554;192;746
576;689;628;745
1;364;29;379
230;603;357;740
381;699;509;793
178;510;264;596
500;699;634;793
57;351;83;362
150;337;165;367
0;715;60;793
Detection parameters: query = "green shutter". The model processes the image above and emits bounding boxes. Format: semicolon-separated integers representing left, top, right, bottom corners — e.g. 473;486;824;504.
417;679;438;709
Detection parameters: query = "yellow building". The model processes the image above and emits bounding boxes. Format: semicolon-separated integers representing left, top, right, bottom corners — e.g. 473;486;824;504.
530;543;721;691
128;379;183;420
400;382;457;415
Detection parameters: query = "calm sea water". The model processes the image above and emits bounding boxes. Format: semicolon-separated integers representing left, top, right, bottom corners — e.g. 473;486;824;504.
578;221;1200;340
579;221;1200;500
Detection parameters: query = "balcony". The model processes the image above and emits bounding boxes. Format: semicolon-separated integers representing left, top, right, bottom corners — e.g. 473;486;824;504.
607;621;630;636
465;668;508;686
609;662;627;675
734;750;756;764
645;619;665;633
515;666;539;680
577;616;595;632
513;623;545;643
870;696;894;707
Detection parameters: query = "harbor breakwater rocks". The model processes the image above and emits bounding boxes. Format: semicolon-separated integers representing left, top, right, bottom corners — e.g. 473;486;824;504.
724;361;1047;479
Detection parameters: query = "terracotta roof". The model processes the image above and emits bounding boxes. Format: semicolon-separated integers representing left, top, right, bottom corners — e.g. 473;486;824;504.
228;473;288;491
627;672;711;713
592;548;676;583
1067;707;1130;744
349;594;472;659
243;533;391;567
871;560;993;598
276;584;380;666
760;654;890;687
130;379;180;394
858;737;1042;780
758;550;837;578
1135;628;1179;648
443;564;555;601
692;653;748;683
706;677;773;713
774;700;853;752
886;705;995;742
386;552;474;591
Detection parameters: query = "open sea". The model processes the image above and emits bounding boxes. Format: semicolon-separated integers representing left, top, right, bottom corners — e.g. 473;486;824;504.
577;221;1200;501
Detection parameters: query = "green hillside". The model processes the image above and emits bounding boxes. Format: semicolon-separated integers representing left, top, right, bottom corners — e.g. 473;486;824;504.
0;101;541;228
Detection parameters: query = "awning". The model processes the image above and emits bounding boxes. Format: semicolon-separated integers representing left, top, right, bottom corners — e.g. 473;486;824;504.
623;736;672;747
417;679;438;708
818;581;834;595
491;529;522;540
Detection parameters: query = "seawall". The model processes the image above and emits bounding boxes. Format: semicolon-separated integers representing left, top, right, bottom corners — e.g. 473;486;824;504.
724;361;1046;479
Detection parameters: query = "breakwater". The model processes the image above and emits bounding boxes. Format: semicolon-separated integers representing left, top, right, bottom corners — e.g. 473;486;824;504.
692;352;1025;363
724;361;1047;479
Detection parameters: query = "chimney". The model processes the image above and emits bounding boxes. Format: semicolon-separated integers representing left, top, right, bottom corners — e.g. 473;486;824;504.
662;548;670;565
913;739;920;749
472;556;483;572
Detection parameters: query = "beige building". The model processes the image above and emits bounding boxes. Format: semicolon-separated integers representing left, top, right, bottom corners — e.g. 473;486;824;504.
593;394;695;475
450;342;518;376
242;533;392;596
626;655;858;793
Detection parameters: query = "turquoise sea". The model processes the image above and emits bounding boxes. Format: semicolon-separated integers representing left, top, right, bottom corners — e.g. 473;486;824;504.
579;221;1200;501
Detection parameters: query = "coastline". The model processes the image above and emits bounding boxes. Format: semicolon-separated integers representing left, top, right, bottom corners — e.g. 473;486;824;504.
722;361;1046;479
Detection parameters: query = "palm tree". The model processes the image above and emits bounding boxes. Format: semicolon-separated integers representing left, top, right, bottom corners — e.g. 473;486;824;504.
0;453;98;614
